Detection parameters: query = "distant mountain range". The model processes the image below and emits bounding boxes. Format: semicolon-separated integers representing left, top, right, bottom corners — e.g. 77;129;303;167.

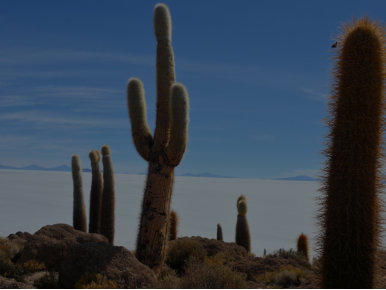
0;164;92;173
0;164;323;181
273;175;320;182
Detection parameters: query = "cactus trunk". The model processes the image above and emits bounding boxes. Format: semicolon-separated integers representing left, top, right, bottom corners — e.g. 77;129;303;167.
217;224;223;241
320;19;384;288
100;145;115;244
72;155;87;232
89;150;103;234
235;196;250;252
136;162;174;265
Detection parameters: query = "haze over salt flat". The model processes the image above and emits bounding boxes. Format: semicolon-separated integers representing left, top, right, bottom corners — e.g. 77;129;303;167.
1;169;385;259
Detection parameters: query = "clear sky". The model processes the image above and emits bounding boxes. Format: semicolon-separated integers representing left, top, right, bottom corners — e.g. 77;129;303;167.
0;0;384;179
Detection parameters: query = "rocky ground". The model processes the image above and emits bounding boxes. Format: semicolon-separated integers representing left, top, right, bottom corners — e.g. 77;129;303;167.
0;224;385;288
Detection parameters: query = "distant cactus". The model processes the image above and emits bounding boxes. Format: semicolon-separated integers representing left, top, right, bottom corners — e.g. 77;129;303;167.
71;154;87;232
88;150;103;234
100;145;115;244
296;233;309;261
217;223;223;241
169;210;178;241
127;3;189;274
235;195;250;252
320;18;384;288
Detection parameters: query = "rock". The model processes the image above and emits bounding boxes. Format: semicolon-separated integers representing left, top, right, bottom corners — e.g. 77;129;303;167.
59;242;157;288
0;276;34;289
14;224;108;270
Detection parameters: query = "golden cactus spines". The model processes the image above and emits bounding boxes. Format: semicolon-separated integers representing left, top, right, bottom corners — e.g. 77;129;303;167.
127;3;189;274
88;150;103;234
296;233;309;261
235;196;250;252
71;154;87;232
320;18;384;289
100;145;115;244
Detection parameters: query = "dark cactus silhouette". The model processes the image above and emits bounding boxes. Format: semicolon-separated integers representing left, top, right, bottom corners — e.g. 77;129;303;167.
296;233;309;261
217;223;223;241
235;195;250;252
88;150;103;234
71;154;87;232
126;3;189;274
169;210;178;241
100;145;115;244
320;18;384;289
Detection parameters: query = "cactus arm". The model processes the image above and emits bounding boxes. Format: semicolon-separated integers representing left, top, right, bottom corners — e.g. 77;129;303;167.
153;3;175;152
166;83;189;166
127;78;153;161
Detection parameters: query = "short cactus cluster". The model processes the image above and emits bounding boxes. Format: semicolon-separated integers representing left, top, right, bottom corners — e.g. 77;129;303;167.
71;144;116;244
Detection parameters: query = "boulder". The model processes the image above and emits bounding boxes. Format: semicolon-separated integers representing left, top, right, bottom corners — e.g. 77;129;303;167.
59;242;157;288
14;224;107;270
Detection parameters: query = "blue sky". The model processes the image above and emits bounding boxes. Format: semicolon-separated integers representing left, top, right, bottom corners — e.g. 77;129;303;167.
0;0;384;179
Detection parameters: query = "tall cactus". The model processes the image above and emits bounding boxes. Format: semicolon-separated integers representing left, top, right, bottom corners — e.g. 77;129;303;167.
296;233;309;261
100;145;115;244
235;195;250;252
217;223;223;241
320;18;384;288
127;3;189;274
71;154;87;232
169;210;178;241
88;150;103;234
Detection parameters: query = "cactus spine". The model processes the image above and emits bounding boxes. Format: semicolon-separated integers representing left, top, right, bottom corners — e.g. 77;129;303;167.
296;233;309;261
127;3;189;274
71;154;87;232
88;150;103;234
100;145;115;244
217;223;223;241
169;210;178;241
235;195;250;252
320;19;384;288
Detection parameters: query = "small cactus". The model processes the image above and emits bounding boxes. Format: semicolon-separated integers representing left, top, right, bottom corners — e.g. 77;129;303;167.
100;145;115;244
235;195;250;252
71;154;87;232
296;233;309;261
320;18;384;288
88;150;103;234
217;223;223;241
169;210;178;241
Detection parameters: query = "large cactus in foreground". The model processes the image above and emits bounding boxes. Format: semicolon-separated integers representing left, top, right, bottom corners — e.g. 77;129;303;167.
127;3;189;274
320;18;384;288
235;195;250;252
100;145;115;244
88;150;103;233
71;154;87;232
